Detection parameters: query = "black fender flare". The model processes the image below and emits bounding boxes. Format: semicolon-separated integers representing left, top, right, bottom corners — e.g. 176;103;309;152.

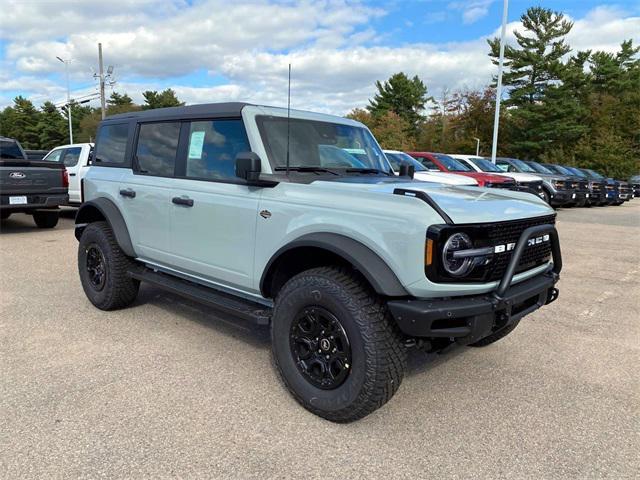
260;232;408;297
75;198;136;257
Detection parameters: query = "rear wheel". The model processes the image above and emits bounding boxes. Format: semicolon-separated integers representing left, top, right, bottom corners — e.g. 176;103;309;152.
78;221;140;310
33;210;59;228
271;266;407;422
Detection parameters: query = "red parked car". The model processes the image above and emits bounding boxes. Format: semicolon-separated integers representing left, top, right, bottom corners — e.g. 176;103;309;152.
407;152;516;188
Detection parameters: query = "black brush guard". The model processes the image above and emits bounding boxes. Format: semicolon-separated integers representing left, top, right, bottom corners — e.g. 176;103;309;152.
387;224;561;344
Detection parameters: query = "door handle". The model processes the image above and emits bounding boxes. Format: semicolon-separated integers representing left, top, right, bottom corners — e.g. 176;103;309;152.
69;173;77;177
119;189;136;198
172;196;194;207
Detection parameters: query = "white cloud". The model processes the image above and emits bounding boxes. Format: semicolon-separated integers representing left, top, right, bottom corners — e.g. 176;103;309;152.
449;0;494;25
0;1;638;115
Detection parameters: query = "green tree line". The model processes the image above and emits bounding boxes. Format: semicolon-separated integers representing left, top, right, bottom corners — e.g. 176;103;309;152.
348;7;639;179
0;88;183;150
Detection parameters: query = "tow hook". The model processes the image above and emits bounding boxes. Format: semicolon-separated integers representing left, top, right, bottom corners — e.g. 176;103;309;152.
546;287;559;305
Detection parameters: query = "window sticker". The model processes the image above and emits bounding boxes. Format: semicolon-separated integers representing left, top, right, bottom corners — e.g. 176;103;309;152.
188;131;206;159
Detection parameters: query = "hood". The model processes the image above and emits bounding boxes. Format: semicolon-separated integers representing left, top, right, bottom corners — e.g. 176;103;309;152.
454;171;514;184
314;176;553;224
494;172;542;182
529;172;574;181
413;171;477;186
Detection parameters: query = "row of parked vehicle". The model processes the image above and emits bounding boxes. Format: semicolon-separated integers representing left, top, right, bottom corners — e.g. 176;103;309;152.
0;103;636;423
384;150;635;208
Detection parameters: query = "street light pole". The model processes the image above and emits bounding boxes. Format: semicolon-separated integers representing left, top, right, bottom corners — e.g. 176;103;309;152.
490;0;508;163
56;56;73;144
473;137;480;156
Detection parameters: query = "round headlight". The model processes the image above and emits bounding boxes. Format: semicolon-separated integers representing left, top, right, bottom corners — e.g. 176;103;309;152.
442;232;474;277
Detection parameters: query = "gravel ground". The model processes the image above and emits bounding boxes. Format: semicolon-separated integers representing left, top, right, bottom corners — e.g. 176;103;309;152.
1;203;639;479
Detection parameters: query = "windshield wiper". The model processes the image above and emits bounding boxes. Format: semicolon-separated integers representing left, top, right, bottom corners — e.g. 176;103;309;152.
274;166;341;176
345;168;391;176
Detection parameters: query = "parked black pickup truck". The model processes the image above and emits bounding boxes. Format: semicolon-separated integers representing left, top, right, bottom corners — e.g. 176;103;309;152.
1;136;69;228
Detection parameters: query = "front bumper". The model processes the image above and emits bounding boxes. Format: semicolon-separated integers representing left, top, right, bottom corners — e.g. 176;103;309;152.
549;189;575;206
388;224;561;344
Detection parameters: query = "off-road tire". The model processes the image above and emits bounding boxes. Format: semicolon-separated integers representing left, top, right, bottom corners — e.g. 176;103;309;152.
271;266;407;423
78;221;139;310
468;319;521;347
33;210;59;228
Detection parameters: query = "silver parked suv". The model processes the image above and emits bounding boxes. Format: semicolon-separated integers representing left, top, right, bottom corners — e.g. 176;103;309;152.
75;103;562;422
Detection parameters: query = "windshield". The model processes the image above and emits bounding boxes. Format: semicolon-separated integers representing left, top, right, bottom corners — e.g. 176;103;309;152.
586;169;605;179
566;166;587;178
0;139;26;159
550;165;573;175
257;116;387;172
432;153;471;172
525;161;553;174
385;152;427;172
470;157;502;172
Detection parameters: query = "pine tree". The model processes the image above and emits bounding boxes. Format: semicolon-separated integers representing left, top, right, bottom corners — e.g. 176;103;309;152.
367;73;430;135
2;96;41;148
488;7;575;158
142;88;184;109
37;101;67;149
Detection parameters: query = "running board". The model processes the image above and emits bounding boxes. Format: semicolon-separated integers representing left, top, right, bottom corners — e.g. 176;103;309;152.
128;268;272;325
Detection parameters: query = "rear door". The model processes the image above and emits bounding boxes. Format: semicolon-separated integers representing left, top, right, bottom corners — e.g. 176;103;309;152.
119;121;181;265
169;118;260;291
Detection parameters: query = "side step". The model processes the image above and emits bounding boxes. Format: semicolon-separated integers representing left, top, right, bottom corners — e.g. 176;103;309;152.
128;268;272;325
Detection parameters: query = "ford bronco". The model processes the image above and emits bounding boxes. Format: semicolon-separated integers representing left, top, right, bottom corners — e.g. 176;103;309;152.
75;103;561;422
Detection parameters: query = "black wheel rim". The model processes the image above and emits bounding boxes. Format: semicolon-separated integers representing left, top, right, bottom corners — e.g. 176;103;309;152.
85;244;107;291
289;307;352;390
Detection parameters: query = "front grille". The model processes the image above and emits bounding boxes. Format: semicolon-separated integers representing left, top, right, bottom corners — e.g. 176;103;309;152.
520;180;543;190
485;215;555;281
591;182;603;193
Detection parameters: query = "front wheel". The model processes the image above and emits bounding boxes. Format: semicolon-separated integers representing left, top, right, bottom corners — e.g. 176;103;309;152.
78;221;140;310
271;267;407;422
33;210;59;228
541;189;551;205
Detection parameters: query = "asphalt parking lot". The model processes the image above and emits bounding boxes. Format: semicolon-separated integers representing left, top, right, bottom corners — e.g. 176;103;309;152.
1;203;639;479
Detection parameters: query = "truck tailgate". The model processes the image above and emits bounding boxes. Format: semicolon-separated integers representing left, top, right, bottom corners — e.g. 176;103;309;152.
0;161;67;195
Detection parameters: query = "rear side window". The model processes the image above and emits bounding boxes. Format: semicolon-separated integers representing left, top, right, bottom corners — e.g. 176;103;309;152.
62;147;82;167
135;122;181;177
43;149;64;163
413;156;438;171
0;139;26;159
185;119;250;180
95;123;129;165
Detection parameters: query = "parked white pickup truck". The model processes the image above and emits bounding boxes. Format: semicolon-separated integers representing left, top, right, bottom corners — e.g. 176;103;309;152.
43;143;93;205
384;150;478;186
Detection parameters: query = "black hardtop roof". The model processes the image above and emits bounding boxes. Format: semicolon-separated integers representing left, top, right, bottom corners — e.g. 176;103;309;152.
104;102;253;122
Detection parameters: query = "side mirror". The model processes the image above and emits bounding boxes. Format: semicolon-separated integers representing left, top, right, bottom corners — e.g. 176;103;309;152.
235;152;262;182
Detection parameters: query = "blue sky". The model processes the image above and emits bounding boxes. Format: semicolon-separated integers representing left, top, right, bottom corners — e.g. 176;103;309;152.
0;0;638;113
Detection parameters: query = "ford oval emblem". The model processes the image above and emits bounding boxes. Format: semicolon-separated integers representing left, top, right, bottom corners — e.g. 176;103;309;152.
9;172;26;179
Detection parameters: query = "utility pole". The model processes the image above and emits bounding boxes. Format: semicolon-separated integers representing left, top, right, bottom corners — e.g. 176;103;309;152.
98;43;106;119
56;56;73;144
490;0;509;163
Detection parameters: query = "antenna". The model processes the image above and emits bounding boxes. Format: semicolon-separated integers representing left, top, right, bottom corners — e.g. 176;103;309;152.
285;63;291;176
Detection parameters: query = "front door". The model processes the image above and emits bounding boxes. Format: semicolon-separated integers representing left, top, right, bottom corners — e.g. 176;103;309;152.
169;119;260;292
60;146;83;203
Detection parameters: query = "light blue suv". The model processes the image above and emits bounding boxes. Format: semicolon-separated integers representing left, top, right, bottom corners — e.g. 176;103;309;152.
75;102;562;422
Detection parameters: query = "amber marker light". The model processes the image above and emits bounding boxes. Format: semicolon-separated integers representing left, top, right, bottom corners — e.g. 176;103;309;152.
425;239;434;266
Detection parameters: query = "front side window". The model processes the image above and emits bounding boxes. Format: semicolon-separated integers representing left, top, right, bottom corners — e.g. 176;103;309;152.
95;123;129;165
136;122;180;176
525;161;553;174
509;159;537;173
257;116;387;171
186;119;250;180
62;147;82;167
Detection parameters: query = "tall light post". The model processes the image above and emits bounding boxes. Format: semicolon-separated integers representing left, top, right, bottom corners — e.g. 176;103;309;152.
56;56;73;144
473;137;480;156
490;0;509;163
